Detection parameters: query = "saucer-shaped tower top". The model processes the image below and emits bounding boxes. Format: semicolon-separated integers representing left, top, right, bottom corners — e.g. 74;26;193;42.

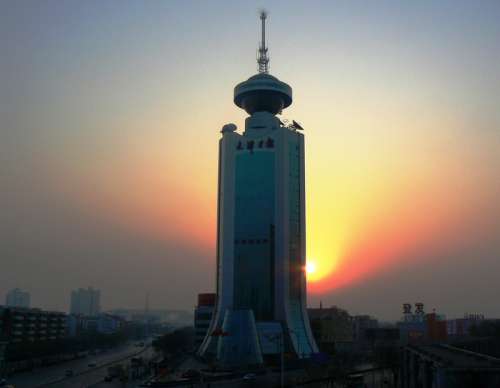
234;73;292;115
233;11;292;115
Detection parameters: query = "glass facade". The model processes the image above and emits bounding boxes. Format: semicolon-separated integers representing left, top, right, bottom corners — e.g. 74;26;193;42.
200;127;318;360
287;134;314;355
288;136;302;299
200;54;320;360
234;148;275;321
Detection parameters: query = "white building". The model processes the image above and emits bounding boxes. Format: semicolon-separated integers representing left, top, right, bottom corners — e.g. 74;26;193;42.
198;13;318;362
447;314;485;336
70;287;101;316
67;313;124;336
5;288;30;308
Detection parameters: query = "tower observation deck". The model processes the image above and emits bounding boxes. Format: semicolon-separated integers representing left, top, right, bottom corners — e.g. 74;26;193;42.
234;73;292;115
234;11;292;116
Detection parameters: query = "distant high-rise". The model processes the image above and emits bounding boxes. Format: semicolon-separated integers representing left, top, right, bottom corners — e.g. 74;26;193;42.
70;287;100;316
199;12;318;362
5;288;30;308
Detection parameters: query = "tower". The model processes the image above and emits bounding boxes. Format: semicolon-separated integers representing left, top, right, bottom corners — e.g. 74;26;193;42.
199;12;318;363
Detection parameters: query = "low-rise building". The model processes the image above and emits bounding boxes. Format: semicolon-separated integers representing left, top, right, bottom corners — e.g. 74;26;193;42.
194;293;216;348
67;313;125;336
447;314;484;337
0;305;67;343
365;327;400;347
353;314;379;345
308;305;353;353
399;304;447;345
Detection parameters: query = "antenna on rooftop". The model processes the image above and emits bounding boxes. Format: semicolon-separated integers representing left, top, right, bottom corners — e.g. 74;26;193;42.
257;10;269;73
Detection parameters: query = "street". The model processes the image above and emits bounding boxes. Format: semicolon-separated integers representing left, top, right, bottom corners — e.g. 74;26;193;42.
8;342;154;388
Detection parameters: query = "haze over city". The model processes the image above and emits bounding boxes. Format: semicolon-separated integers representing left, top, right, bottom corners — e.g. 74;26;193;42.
2;0;500;321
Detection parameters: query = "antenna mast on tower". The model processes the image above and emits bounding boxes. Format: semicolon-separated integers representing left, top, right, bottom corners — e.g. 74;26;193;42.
257;11;269;73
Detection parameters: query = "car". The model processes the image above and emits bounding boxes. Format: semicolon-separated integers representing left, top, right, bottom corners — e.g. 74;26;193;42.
104;375;113;382
64;369;74;377
243;373;257;380
88;362;97;368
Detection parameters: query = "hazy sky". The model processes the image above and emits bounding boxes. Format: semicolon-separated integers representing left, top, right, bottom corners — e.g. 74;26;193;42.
1;1;499;320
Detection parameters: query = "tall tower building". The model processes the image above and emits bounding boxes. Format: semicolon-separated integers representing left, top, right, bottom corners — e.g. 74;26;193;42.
199;12;318;363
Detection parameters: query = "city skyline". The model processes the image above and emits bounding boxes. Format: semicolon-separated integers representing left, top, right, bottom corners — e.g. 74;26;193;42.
2;1;500;320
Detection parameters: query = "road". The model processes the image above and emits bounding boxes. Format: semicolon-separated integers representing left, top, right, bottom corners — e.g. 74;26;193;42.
8;342;154;388
154;361;309;388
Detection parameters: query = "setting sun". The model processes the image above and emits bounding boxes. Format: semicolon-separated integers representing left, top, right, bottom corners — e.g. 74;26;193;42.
306;261;317;275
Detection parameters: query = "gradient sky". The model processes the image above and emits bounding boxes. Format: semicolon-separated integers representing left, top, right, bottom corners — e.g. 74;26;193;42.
1;0;499;320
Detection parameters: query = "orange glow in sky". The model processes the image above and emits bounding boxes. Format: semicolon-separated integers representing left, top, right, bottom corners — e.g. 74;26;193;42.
3;1;500;317
56;88;499;298
40;3;499;305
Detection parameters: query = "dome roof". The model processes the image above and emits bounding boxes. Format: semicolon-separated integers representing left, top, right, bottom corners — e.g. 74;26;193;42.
246;73;280;82
234;73;292;115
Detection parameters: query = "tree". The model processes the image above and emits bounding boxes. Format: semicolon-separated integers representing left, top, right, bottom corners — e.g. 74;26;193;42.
153;327;194;357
